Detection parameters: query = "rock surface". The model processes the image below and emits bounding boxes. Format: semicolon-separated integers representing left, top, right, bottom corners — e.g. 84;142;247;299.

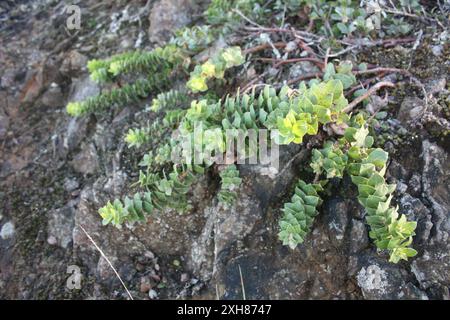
148;0;196;44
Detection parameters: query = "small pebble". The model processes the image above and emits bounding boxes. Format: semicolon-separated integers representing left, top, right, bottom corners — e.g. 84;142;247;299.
144;251;155;259
148;289;158;299
0;222;14;240
140;277;152;293
47;235;57;245
64;178;79;192
396;182;408;194
180;273;189;282
135;263;145;272
431;45;443;57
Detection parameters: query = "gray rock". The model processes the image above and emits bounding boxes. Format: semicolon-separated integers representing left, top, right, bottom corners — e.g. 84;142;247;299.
70;143;99;175
220;253;275;299
180;273;189;283
411;248;450;299
289;61;320;79
425;78;446;96
63;178;79;192
357;264;389;296
56;75;99;156
0;221;15;240
47;204;75;248
408;173;422;195
396;181;408;194
190;193;263;282
68;75;100;104
399;194;433;244
41;83;63;108
97;255;118;280
356;261;426;299
0;69;17;89
421;140;450;244
431;45;443;57
148;0;195;44
0;110;9;140
397;97;426;126
349;219;369;253
60;50;88;76
387;160;408;181
324;198;349;246
148;289;158;299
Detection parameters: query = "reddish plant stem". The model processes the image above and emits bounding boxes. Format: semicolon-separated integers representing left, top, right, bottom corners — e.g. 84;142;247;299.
256;57;324;68
342;81;395;113
382;37;417;47
243;42;287;55
353;67;412;76
346;73;387;97
306;19;315;33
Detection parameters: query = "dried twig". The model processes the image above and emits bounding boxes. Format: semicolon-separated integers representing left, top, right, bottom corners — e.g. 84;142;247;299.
243;83;269;94
241;69;271;93
78;224;134;300
243;26;320;40
382;6;445;28
342;81;395;113
353;67;410;76
232;8;264;28
323;48;331;68
256;57;324;69
346;74;386;97
329;37;416;58
353;67;428;106
238;265;246;300
243;42;287;55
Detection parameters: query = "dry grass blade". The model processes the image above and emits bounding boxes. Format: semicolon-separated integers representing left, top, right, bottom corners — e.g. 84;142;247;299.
78;224;134;300
238;264;246;300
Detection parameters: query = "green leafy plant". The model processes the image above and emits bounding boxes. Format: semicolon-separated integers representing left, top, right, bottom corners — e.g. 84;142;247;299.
274;0;418;39
65;0;423;265
272;80;349;144
279;180;324;249
205;0;266;27
218;164;242;205
322;61;357;90
99;193;153;227
311;141;348;179
187;46;245;93
124;113;185;150
281;117;417;263
170;25;215;52
66;44;189;116
344;123;418;263
66;76;168;116
124;128;150;149
99;165;202;227
87;48;176;84
150;89;189;112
